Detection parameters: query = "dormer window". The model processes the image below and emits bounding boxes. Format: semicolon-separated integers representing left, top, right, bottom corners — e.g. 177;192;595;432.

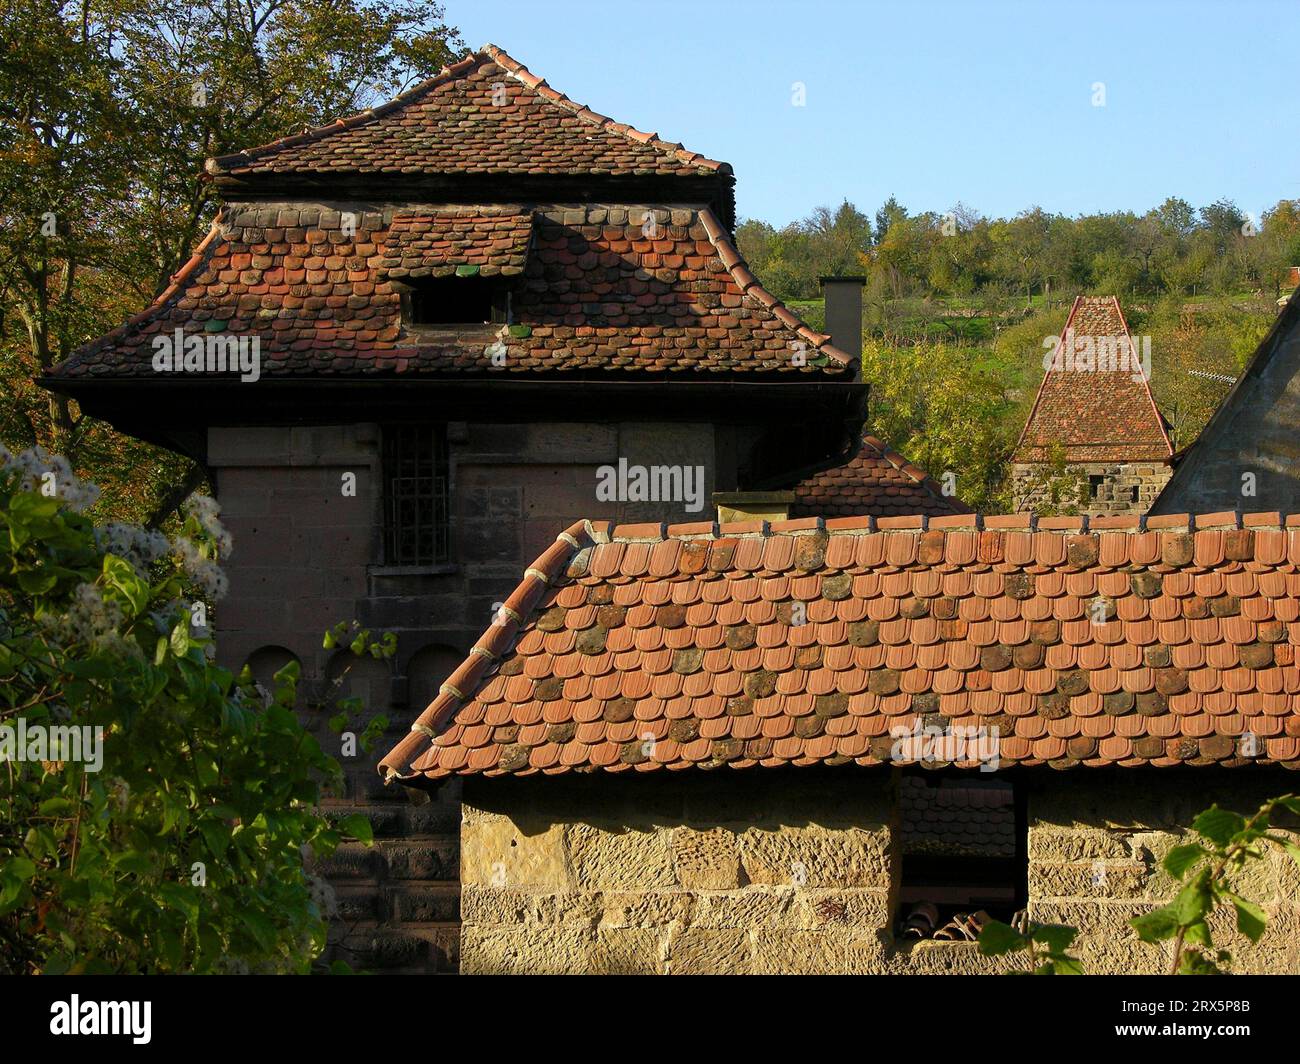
378;209;532;330
406;276;509;327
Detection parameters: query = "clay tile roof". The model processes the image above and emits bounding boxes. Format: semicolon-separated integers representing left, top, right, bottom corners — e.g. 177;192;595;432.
790;435;972;518
1014;296;1173;464
206;45;731;181
379;511;1300;784
378;208;532;279
47;205;853;380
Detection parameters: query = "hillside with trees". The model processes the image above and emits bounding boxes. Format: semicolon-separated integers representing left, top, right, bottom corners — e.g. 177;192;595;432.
737;197;1297;510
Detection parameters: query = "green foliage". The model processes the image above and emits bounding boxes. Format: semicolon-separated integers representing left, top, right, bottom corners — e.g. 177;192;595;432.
0;446;390;973
1129;794;1300;974
977;917;1083;975
859;339;1021;511
745;194;1300;309
735;200;872;301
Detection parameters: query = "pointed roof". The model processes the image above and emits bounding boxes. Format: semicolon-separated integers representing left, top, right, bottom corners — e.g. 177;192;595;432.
207;44;731;183
789;434;971;518
1013;296;1172;464
378;510;1300;785
1153;288;1300;513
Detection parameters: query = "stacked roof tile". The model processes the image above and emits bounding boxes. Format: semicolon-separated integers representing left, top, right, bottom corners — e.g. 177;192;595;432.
898;777;1017;858
1014;296;1173;464
49;205;852;379
791;435;970;518
380;511;1300;783
207;46;730;181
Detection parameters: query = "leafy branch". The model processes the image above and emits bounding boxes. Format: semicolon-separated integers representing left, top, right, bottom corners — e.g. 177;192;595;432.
1130;795;1300;974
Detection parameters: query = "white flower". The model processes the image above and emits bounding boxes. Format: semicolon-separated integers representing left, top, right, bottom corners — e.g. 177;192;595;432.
171;536;229;601
307;874;339;918
57;583;123;641
183;494;233;555
0;445;100;512
94;522;171;574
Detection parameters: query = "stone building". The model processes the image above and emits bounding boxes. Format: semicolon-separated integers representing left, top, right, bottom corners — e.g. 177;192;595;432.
42;45;890;973
1012;296;1172;516
45;44;1300;978
380;514;1300;974
1154;290;1300;515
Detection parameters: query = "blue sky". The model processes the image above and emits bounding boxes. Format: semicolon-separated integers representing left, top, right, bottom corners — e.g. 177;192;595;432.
451;0;1299;228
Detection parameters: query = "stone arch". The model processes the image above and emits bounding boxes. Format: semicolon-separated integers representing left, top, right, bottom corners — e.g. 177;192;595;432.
406;643;466;714
242;645;300;695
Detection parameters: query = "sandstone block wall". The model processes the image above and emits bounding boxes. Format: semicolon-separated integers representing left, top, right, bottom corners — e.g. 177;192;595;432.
459;768;1299;975
1026;771;1300;974
1012;461;1172;517
208;419;728;972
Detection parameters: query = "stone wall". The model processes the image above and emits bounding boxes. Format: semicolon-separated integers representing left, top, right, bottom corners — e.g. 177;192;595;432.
1154;318;1300;515
458;768;1300;975
1012;461;1171;517
208;418;730;972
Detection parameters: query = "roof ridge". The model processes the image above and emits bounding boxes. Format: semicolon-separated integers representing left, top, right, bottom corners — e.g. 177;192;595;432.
208;44;730;178
1110;294;1174;456
1013;294;1084;456
66;214;227;361
859;433;964;508
591;509;1285;540
482;44;729;175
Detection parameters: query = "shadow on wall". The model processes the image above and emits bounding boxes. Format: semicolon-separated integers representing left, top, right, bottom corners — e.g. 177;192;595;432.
406;644;466;717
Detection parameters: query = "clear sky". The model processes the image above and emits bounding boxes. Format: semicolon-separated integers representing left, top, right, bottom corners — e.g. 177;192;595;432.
450;0;1299;228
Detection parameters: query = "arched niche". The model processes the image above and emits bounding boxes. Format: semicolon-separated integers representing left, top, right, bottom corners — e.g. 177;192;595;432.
242;645;300;700
406;644;466;714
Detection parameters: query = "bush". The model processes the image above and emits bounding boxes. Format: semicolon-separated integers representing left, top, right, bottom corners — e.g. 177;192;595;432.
0;446;376;973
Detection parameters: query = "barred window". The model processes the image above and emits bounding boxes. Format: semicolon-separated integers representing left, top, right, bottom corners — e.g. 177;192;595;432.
383;425;449;565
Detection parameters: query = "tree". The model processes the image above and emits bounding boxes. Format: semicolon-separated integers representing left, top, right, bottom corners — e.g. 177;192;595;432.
874;195;908;246
0;444;387;973
859;338;1020;511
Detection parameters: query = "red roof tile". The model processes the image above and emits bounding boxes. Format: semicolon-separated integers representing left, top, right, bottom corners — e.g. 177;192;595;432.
790;435;971;518
378;208;532;279
49;205;852;379
207;45;730;181
380;512;1300;783
1014;296;1173;464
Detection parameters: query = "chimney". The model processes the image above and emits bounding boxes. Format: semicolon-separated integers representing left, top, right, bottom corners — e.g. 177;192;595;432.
819;275;864;366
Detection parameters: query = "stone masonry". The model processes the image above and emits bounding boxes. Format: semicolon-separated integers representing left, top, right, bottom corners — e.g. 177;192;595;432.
209;418;732;972
1012;460;1172;518
457;769;1299;975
